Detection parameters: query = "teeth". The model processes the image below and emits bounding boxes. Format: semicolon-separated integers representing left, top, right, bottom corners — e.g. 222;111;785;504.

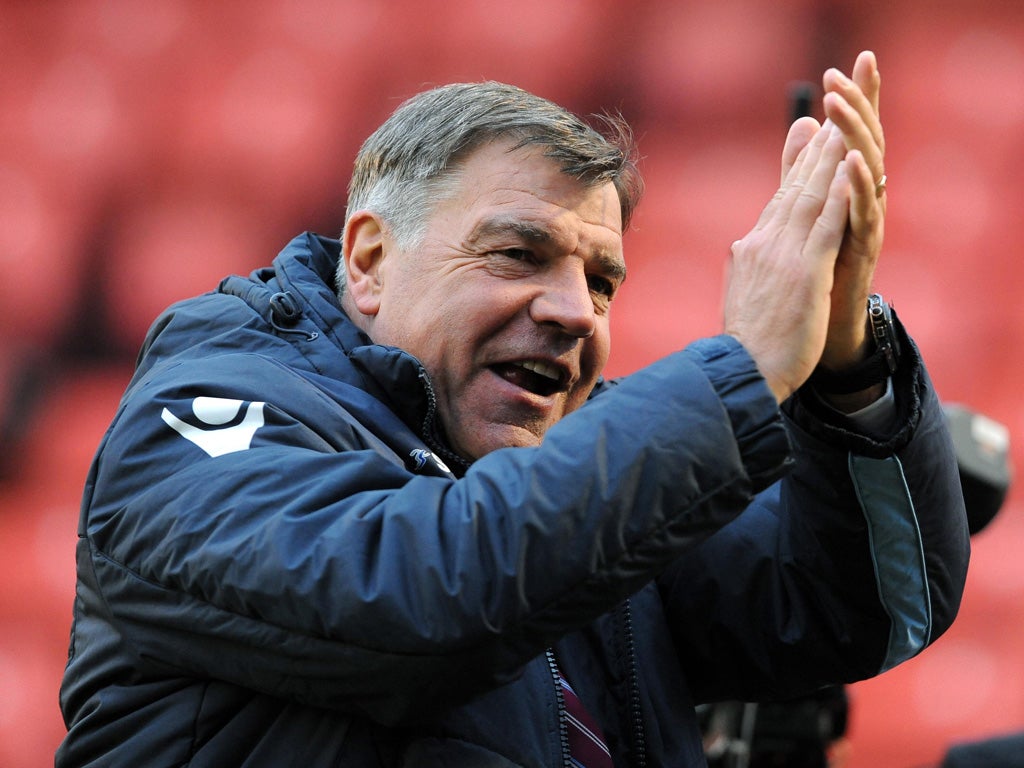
517;360;561;382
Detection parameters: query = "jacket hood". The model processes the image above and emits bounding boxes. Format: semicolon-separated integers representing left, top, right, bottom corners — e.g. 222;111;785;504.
137;233;457;464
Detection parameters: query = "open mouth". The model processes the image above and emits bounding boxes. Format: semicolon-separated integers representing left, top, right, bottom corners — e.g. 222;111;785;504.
492;360;567;397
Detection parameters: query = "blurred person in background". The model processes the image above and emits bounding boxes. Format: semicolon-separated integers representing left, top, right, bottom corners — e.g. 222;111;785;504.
942;732;1024;767
57;51;969;767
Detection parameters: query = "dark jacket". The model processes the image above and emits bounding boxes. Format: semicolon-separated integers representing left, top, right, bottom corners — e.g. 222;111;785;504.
57;233;969;767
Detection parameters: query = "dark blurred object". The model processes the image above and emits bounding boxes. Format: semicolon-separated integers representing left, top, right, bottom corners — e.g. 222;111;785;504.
935;407;1020;765
944;404;1013;535
0;352;55;481
700;687;848;768
788;81;817;122
942;731;1024;767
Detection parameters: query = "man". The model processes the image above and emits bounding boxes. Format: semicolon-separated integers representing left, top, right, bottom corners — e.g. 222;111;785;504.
58;51;968;766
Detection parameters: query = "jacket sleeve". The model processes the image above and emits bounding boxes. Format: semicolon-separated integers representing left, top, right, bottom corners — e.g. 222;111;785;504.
657;323;971;703
76;335;790;724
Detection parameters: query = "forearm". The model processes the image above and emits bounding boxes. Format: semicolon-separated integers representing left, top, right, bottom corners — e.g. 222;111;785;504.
788;321;969;645
662;331;968;702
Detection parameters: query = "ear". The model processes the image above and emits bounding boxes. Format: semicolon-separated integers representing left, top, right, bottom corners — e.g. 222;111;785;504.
342;211;387;317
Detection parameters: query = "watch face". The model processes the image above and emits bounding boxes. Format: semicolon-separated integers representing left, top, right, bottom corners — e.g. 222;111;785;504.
808;295;902;394
868;294;887;339
867;295;900;374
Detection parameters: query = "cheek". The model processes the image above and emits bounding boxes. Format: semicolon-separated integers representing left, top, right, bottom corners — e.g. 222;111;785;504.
448;285;524;344
584;326;612;376
567;331;610;413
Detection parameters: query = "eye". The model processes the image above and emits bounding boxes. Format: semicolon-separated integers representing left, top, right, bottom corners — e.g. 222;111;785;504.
498;248;535;262
587;274;616;299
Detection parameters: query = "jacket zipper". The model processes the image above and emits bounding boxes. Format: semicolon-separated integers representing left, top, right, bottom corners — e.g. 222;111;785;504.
550;604;648;768
545;649;573;768
621;599;647;768
418;366;642;766
417;369;471;475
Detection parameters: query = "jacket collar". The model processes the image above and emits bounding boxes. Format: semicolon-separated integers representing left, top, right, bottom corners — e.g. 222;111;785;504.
250;233;471;474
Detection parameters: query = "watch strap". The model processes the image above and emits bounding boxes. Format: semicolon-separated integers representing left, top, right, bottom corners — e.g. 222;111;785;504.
809;294;901;395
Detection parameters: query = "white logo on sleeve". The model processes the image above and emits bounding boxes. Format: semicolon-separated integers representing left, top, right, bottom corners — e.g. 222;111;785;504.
161;397;266;457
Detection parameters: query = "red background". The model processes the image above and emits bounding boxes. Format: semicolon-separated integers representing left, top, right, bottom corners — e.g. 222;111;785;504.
2;1;1022;765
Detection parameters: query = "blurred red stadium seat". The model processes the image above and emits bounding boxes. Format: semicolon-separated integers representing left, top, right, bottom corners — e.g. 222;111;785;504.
0;364;129;768
101;192;277;350
625;0;816;125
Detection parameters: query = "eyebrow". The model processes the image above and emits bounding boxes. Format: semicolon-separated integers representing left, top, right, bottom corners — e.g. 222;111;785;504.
467;216;627;282
466;217;550;246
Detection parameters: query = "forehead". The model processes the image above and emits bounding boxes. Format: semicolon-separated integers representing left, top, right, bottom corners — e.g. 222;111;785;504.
438;139;624;247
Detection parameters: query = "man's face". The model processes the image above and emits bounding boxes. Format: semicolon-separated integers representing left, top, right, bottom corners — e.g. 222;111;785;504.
345;140;625;460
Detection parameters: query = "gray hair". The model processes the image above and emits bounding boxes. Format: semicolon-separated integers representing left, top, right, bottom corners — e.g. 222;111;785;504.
337;81;643;294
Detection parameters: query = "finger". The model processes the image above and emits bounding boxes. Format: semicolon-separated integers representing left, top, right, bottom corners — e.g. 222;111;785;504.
804;159;851;269
851;50;881;117
845;148;885;239
823;76;884;156
823;90;885;180
754;121;836;232
822;54;885;169
781;116;821;184
823;56;880;121
788;127;849;234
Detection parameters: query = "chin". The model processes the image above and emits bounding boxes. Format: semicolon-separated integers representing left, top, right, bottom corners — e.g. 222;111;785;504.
456;423;547;460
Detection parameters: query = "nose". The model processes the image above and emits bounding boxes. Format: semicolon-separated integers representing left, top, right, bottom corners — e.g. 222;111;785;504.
528;261;596;339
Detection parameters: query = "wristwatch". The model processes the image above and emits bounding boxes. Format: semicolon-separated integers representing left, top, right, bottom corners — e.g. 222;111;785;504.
809;293;901;395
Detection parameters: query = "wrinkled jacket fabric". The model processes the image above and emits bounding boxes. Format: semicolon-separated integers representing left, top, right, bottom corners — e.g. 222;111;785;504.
58;233;969;767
